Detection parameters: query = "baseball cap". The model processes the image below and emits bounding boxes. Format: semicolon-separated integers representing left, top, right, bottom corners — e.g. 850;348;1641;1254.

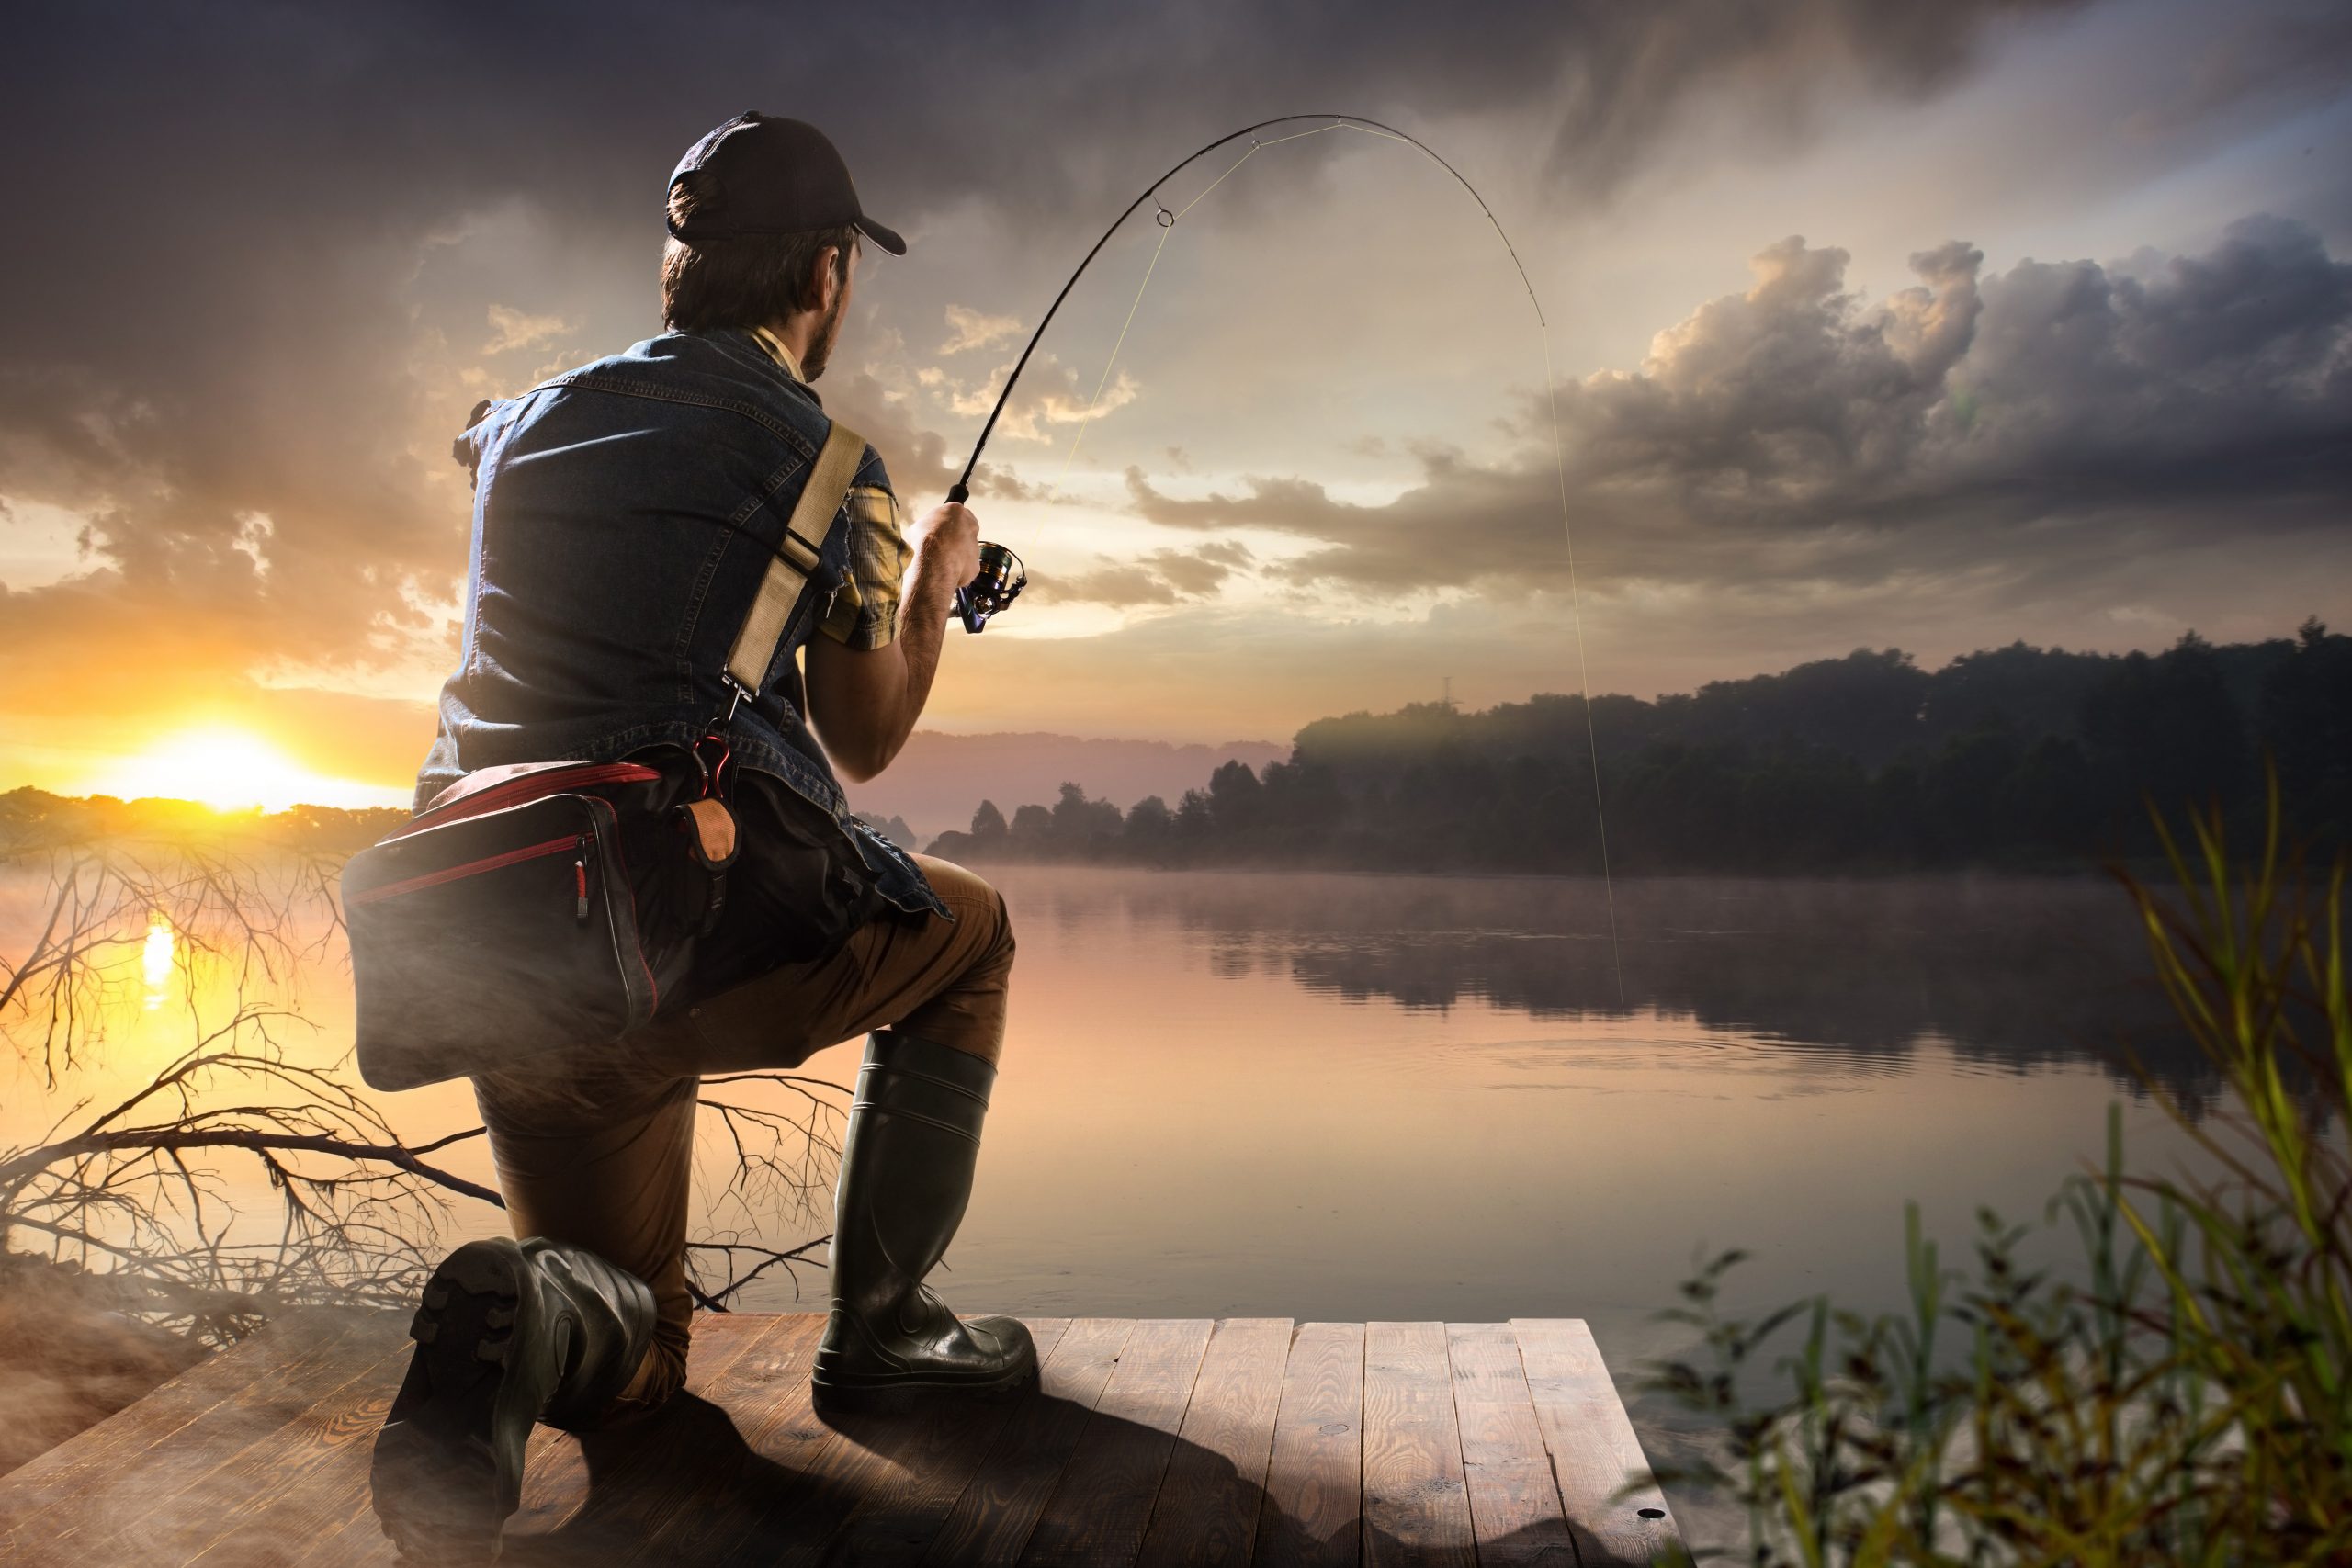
666;112;907;255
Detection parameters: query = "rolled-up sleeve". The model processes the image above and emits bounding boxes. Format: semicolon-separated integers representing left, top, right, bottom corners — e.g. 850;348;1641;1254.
816;480;912;650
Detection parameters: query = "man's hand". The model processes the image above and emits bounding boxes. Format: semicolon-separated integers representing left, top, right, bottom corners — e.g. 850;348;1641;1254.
803;498;979;784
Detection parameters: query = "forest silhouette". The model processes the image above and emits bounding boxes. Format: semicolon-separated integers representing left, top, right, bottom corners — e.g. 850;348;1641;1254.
926;619;2352;874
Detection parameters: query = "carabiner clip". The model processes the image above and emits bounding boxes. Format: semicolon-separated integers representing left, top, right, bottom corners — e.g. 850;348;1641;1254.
694;675;752;799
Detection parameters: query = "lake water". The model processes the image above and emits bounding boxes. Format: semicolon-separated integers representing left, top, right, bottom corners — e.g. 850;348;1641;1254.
0;863;2220;1548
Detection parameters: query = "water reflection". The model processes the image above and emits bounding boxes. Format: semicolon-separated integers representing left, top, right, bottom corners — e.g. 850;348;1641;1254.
140;913;175;1010
1006;870;2204;1096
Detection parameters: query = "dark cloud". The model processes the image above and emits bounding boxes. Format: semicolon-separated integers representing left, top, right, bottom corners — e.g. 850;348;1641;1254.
2120;3;2352;139
1120;216;2352;601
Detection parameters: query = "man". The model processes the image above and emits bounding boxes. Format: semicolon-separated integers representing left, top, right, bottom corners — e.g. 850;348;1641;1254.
369;113;1035;1563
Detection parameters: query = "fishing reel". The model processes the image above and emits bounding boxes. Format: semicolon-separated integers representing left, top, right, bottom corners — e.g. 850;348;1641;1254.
954;540;1026;633
942;483;1025;633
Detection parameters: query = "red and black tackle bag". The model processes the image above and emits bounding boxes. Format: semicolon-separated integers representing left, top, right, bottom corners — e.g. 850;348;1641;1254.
342;753;729;1091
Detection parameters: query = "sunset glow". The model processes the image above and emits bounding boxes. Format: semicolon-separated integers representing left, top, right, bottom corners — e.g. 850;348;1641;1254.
86;729;407;814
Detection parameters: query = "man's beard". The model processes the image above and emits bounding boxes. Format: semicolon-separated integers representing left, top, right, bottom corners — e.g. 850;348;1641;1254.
801;290;846;380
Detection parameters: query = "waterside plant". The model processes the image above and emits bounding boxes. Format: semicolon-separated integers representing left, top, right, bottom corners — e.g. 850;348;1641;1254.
1645;782;2350;1565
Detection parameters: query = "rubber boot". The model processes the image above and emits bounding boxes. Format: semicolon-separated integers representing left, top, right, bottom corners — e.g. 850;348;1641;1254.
810;1031;1038;1413
369;1235;658;1563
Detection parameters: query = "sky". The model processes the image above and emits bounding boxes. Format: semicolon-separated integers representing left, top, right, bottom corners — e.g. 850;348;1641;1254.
1;0;2347;806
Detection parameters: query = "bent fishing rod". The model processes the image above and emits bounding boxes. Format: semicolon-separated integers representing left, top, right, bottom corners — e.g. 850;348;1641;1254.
939;113;1544;636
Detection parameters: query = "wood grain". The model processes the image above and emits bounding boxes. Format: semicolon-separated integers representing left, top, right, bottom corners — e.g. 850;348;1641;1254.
1510;1318;1684;1568
916;1316;1134;1567
0;1310;389;1552
1252;1321;1363;1568
155;1340;410;1568
503;1312;798;1563
1360;1322;1474;1568
1133;1317;1291;1568
786;1317;1071;1568
5;1316;411;1566
1016;1316;1215;1567
613;1312;832;1565
1443;1323;1577;1567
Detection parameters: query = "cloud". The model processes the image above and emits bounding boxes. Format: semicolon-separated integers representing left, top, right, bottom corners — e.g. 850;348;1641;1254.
940;304;1021;355
2119;4;2352;138
1118;216;2352;604
1028;542;1255;607
938;355;1142;442
482;303;573;355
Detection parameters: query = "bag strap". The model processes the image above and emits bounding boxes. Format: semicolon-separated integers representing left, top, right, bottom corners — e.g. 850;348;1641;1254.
724;418;866;696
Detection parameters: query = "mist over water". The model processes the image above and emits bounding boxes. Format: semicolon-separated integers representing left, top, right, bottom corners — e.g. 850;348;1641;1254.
920;864;2205;1315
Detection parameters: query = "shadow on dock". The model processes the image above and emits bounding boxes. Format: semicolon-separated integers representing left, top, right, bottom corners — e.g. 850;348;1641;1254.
0;1313;1682;1566
492;1387;1611;1565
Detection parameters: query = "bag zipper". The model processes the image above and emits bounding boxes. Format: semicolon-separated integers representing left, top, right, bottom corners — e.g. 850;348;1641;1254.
348;833;583;906
396;761;663;839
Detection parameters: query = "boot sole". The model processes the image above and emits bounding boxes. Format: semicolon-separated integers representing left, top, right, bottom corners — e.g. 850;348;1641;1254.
809;1354;1042;1416
370;1239;534;1564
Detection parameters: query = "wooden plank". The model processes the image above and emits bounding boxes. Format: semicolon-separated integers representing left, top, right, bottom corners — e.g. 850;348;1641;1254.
916;1317;1134;1567
1360;1322;1474;1568
503;1316;780;1541
1134;1317;1291;1568
1511;1319;1684;1568
606;1312;832;1564
163;1338;411;1568
1;1315;412;1566
0;1310;385;1549
1445;1324;1579;1567
793;1318;1073;1568
1251;1321;1363;1568
24;1345;404;1566
1017;1316;1215;1567
486;1313;797;1562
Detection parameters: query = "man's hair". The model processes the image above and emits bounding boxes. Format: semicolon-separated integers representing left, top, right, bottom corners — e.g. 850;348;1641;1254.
661;180;859;332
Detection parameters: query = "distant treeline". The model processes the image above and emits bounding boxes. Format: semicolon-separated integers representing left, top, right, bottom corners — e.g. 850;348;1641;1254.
924;619;2352;874
0;790;409;854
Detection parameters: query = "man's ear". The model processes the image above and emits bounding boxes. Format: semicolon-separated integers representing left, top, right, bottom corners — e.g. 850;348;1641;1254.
803;244;843;313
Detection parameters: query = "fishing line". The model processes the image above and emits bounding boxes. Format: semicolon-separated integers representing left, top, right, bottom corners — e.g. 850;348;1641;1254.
951;114;1625;1010
1020;121;1354;530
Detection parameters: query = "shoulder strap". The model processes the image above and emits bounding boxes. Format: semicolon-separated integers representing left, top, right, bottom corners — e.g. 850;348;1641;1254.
725;419;865;694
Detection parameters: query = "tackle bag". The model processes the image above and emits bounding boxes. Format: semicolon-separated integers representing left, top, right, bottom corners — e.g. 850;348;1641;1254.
344;417;870;1092
342;753;728;1090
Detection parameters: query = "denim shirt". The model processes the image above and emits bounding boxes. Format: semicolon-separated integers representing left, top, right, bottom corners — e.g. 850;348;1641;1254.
413;326;946;919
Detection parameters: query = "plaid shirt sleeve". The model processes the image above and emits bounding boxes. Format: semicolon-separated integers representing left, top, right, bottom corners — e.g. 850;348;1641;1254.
814;477;912;650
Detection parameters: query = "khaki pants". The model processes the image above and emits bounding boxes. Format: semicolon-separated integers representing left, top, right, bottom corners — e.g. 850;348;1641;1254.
467;852;1013;1423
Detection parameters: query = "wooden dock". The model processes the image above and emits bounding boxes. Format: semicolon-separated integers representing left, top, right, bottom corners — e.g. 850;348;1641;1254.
0;1311;1685;1566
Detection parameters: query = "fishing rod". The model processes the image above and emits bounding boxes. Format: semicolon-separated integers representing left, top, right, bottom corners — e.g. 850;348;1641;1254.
936;111;1623;1008
942;113;1542;635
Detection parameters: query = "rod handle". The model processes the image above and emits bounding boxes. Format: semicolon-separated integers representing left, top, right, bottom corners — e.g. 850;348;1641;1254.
945;484;981;632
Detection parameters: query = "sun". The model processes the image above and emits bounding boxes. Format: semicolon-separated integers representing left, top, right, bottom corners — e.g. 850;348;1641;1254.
88;728;406;814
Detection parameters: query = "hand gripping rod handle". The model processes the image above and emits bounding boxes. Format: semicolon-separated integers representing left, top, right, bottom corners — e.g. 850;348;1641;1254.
944;482;983;633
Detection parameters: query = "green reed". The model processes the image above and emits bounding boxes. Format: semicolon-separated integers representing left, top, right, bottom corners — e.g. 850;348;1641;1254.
1643;777;2351;1565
